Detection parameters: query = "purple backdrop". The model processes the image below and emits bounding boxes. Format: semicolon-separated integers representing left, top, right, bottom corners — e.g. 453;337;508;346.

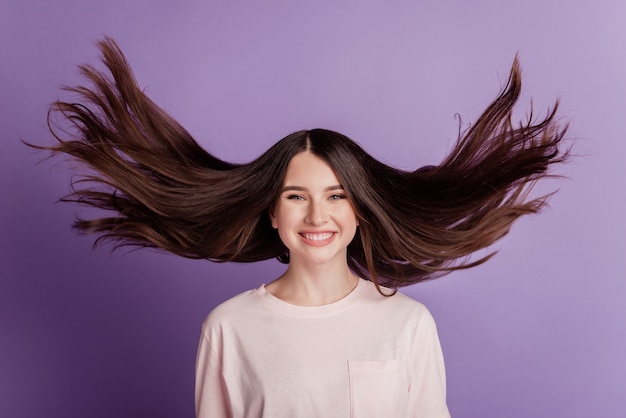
2;0;625;417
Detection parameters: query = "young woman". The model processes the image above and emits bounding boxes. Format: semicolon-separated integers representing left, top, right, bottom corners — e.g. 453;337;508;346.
194;146;450;417
35;38;568;417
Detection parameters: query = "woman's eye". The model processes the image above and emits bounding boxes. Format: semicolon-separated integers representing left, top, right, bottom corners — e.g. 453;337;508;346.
329;194;346;200
287;194;304;200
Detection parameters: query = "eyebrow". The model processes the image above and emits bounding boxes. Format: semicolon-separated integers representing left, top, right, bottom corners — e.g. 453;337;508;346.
281;185;344;192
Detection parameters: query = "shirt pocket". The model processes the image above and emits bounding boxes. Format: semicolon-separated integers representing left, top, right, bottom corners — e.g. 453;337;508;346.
348;360;408;418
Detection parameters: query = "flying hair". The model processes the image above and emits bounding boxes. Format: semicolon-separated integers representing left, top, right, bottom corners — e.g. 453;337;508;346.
32;37;569;294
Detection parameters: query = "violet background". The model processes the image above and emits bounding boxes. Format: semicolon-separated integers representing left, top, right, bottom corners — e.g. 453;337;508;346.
2;0;625;417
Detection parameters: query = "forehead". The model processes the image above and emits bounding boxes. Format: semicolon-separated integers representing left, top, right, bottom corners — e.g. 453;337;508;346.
283;152;340;186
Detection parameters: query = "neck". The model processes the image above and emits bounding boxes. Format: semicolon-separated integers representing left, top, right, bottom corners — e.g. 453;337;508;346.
266;258;359;306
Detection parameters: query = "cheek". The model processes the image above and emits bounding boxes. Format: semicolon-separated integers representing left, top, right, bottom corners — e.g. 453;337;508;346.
270;206;296;230
341;207;359;227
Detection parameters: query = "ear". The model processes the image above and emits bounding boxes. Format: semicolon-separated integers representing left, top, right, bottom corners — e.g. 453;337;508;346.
269;209;278;229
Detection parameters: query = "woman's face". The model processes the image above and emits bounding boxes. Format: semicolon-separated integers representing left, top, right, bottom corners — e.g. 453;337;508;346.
270;151;359;267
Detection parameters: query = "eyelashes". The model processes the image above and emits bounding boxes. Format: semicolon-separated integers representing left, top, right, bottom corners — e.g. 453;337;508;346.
285;193;347;201
329;194;347;200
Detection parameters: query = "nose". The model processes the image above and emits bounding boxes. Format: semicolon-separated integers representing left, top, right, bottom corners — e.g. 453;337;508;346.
305;200;328;226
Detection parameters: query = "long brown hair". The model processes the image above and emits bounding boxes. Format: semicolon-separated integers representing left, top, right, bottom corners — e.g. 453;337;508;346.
33;37;568;291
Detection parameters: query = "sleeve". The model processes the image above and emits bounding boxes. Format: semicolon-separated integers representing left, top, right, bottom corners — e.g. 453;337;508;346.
195;330;232;418
407;306;451;418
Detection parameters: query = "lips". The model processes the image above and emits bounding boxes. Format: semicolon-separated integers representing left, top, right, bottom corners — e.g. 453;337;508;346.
299;232;336;246
301;232;334;241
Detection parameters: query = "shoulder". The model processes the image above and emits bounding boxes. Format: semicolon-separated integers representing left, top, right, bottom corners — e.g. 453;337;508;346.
357;280;436;325
363;281;430;313
201;287;262;333
396;290;434;319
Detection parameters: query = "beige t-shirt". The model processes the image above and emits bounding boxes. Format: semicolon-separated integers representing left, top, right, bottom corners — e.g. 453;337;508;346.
195;278;450;418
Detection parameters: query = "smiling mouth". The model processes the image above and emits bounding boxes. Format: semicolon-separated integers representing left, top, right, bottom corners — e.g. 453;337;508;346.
300;232;334;241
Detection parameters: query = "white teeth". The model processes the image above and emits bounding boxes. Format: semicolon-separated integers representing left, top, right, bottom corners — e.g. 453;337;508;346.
302;233;333;241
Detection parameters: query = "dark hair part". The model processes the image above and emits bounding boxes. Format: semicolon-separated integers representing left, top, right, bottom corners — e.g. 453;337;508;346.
32;37;568;291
